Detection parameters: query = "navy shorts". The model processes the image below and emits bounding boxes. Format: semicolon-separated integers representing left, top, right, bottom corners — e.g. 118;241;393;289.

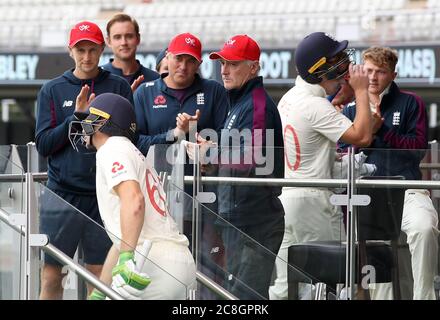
39;188;112;266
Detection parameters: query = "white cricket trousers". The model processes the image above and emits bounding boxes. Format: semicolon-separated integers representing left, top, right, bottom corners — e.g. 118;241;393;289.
137;241;196;300
370;189;439;300
269;188;345;300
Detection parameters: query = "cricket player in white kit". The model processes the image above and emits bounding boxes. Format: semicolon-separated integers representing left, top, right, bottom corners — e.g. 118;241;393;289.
69;92;195;300
269;32;374;300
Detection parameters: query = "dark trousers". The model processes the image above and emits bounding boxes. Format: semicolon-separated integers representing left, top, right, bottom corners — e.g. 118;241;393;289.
220;216;284;299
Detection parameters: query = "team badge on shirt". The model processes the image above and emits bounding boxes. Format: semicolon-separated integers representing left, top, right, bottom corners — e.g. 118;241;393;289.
196;93;205;105
153;95;167;109
392;111;400;126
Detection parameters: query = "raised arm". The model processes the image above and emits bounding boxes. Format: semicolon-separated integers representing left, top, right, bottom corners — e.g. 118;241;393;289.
339;64;372;147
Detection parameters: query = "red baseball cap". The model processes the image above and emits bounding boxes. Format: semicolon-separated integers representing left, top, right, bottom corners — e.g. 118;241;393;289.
168;33;202;62
69;21;104;48
209;35;260;61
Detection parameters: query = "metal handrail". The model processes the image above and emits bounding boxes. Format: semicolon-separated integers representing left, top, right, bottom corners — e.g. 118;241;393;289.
3;171;440;301
1;206;237;301
420;163;440;169
0;162;438;181
0;173;47;182
185;176;440;189
2;172;440;189
0;208;123;300
196;271;238;300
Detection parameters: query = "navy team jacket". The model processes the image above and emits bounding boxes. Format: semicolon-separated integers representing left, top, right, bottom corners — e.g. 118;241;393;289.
101;59;159;85
133;73;229;155
339;81;428;180
35;68;133;194
217;76;285;226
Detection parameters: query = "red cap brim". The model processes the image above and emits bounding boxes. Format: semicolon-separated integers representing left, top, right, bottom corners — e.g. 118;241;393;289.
172;50;202;62
209;51;246;61
69;38;103;48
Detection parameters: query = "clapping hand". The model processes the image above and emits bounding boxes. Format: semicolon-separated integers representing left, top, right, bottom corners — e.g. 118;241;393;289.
75;84;95;113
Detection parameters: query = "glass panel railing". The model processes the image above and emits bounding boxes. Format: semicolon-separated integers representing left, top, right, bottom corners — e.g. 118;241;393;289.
0;146;14;172
5;144;47;174
0;215;23;299
2;141;439;300
156;141;440;300
143;143;191;236
182;144;342;300
35;181;192;300
173;185;313;300
0;152;25;300
147;143;314;299
0;151;25;215
13;145;29;173
352;147;439;301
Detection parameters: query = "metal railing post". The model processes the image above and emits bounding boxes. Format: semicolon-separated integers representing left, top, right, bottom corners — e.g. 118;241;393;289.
26;142;39;174
192;144;200;264
430;141;440;209
25;172;46;299
346;147;356;300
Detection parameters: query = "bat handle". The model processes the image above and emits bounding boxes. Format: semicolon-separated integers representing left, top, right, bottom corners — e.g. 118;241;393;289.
135;240;152;272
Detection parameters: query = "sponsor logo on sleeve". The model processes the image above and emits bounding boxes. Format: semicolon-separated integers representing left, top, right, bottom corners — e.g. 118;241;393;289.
111;162;124;173
111;161;126;178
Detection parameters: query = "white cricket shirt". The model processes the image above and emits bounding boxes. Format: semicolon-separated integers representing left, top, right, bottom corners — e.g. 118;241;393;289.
278;76;353;180
96;136;189;251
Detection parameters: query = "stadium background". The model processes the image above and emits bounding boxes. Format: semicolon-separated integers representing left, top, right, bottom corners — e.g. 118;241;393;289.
0;0;439;145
